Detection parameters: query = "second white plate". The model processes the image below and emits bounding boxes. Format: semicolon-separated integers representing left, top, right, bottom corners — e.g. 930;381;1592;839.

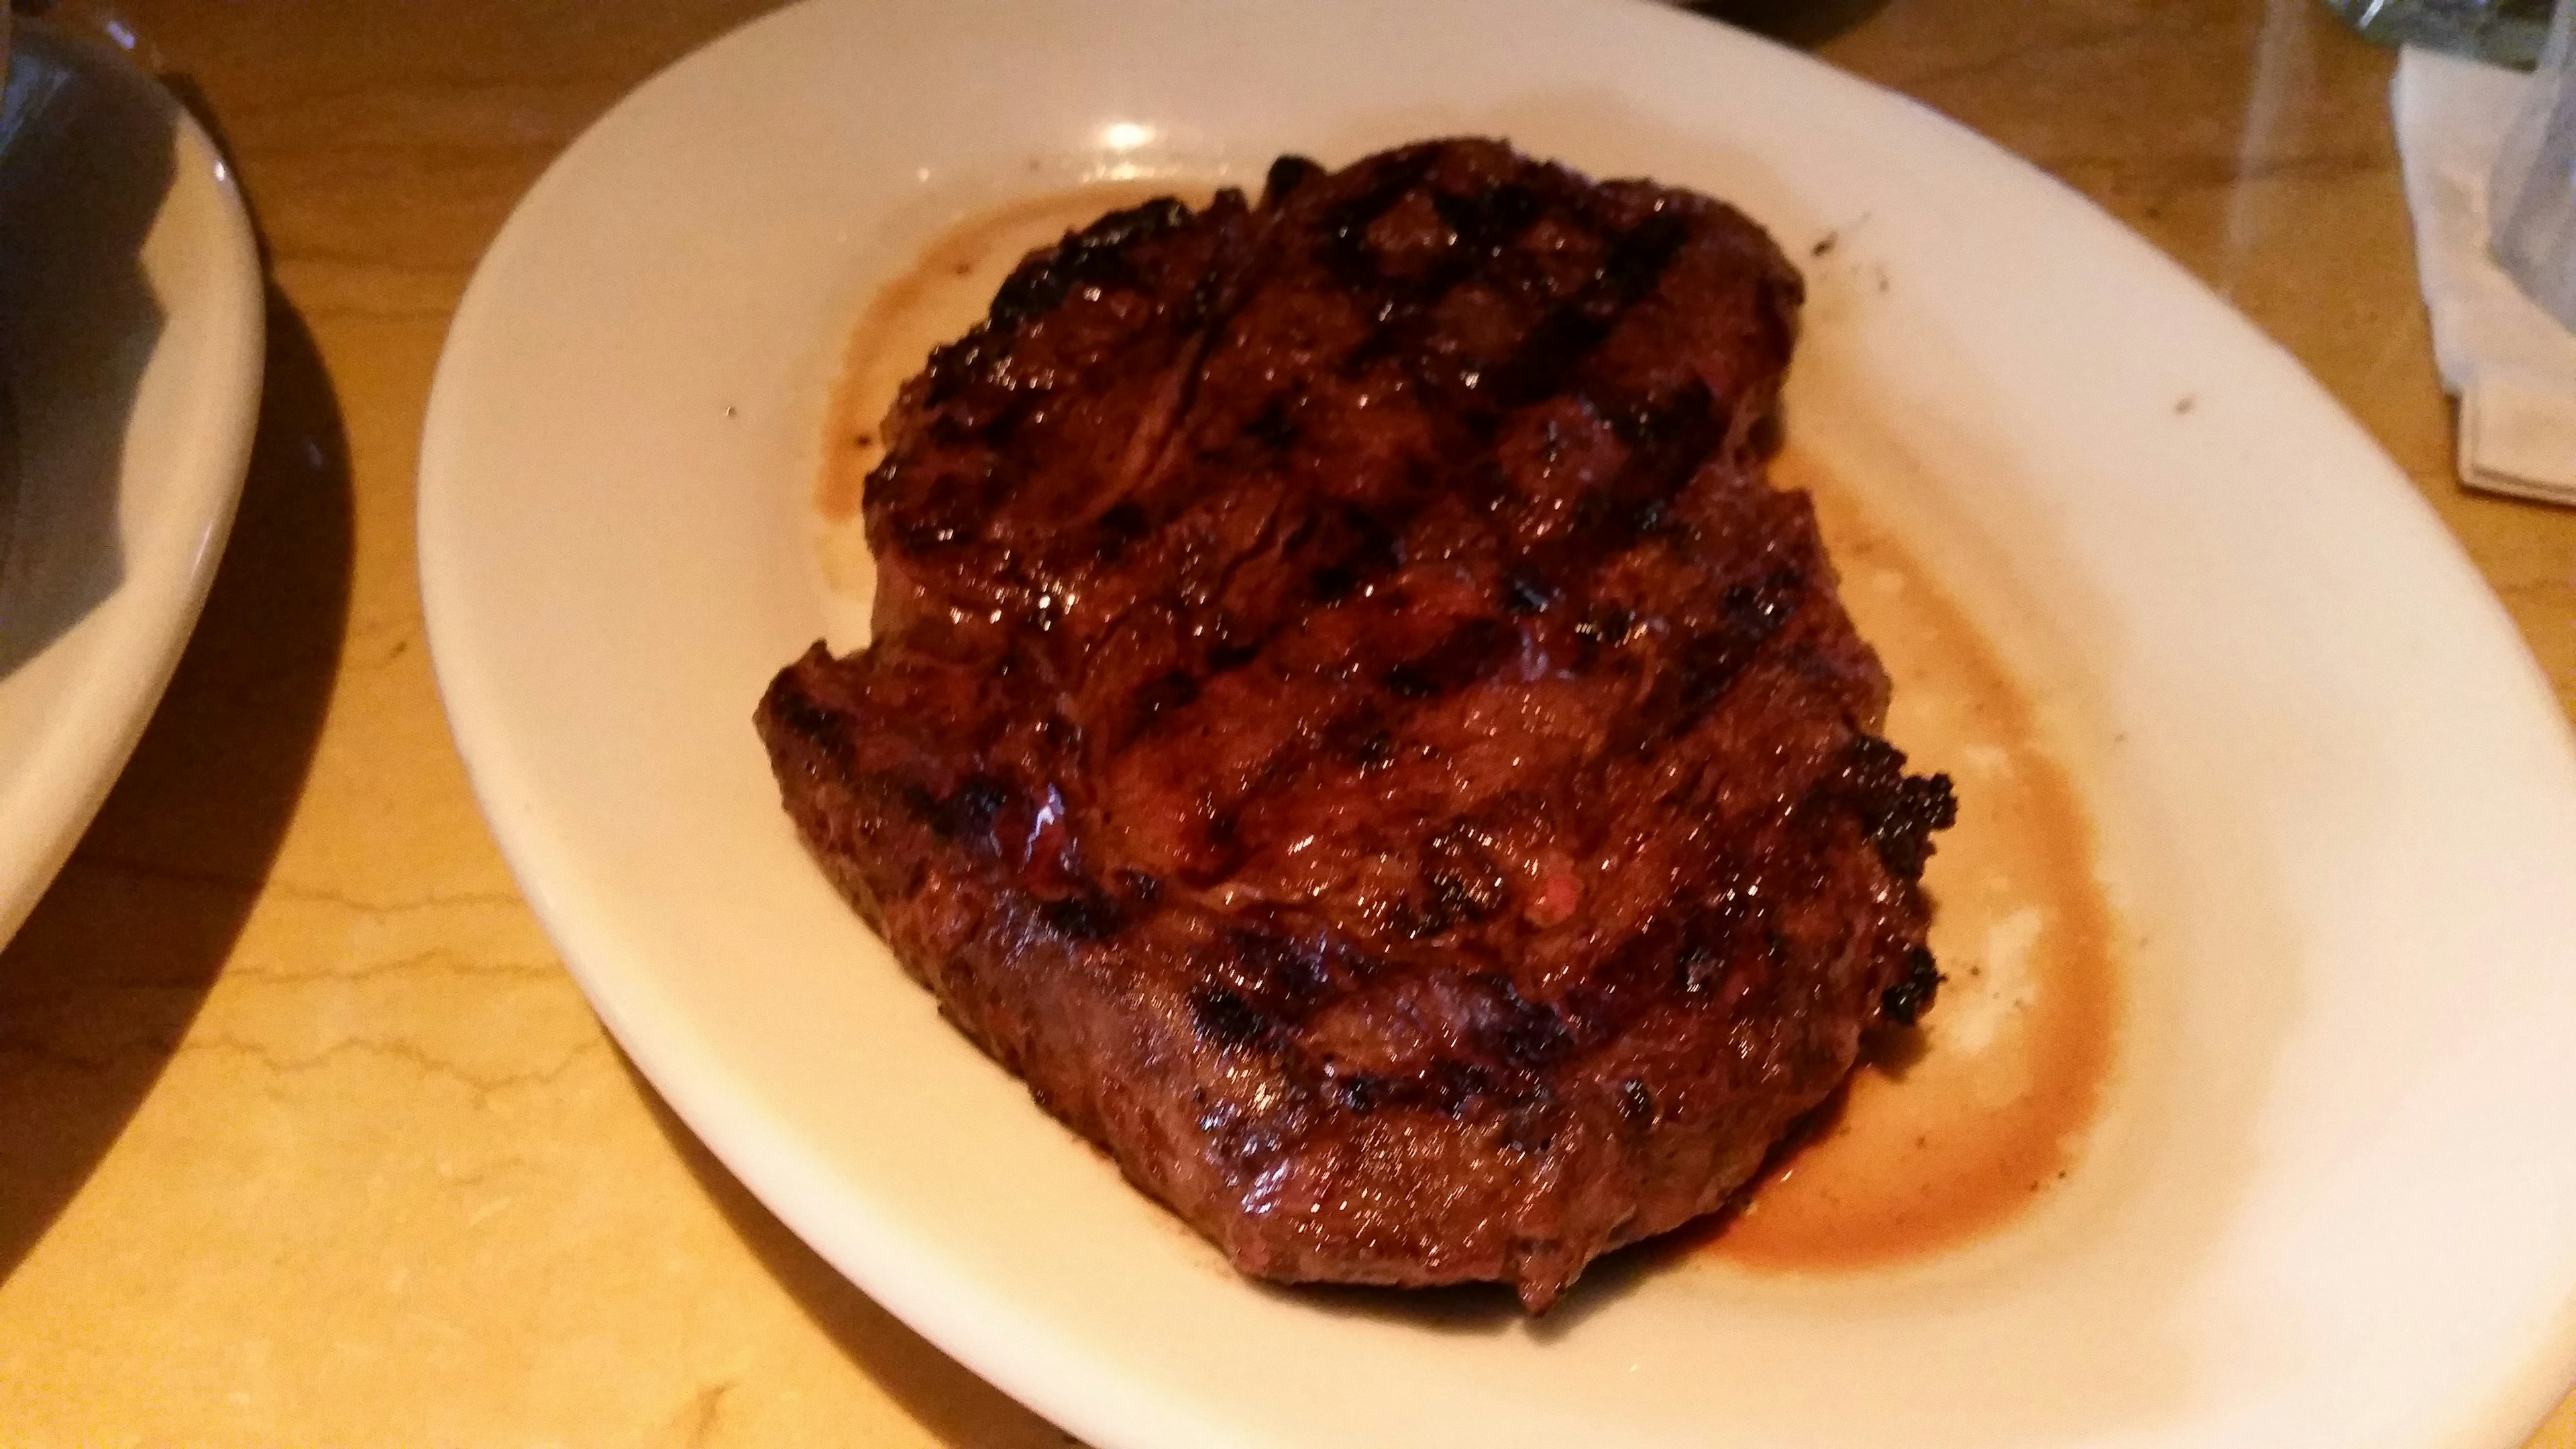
0;28;264;947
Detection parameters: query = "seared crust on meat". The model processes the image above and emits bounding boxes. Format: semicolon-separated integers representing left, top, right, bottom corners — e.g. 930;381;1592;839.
758;139;1953;1310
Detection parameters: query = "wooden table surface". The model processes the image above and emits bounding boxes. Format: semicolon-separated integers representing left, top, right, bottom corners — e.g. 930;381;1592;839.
1;0;2570;1442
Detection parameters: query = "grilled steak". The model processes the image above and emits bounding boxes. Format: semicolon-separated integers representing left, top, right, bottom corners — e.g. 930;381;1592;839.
758;139;1953;1311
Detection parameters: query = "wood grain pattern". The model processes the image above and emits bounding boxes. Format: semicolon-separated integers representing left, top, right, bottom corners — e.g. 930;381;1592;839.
0;0;2565;1442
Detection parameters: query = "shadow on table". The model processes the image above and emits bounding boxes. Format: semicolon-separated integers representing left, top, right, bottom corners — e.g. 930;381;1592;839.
624;1055;1085;1449
1682;0;1892;48
0;282;353;1283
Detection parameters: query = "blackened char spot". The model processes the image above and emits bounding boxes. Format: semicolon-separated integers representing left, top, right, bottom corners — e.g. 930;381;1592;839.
1881;947;1943;1026
908;775;1008;843
1038;888;1120;941
947;775;1009;839
1246;394;1299;450
1390;898;1454;942
1262;154;1324;206
1318;148;1444;288
759;669;851;769
1189;985;1271;1049
1409;1058;1500;1118
1619;1079;1656;1125
1181;260;1229;331
1384;616;1517;699
1746;405;1785;460
888;482;983;555
1878;773;1957;879
1624;568;1804;746
1485;209;1693;407
1602;207;1693;294
900;783;944;835
1171;803;1247;890
1132;669;1201;734
922;193;1212;395
1837;737;1958;880
1477;975;1574;1068
1222;927;1334;1014
987;197;1199;330
1673;939;1721;996
1431;182;1544;258
1304;502;1401;604
1724;570;1805;634
1582;378;1724;549
1563;916;1695;1028
1094;500;1148;561
1672;636;1756;726
1423;822;1512;924
1501;572;1554;615
1205;627;1260;674
1670;628;1768;724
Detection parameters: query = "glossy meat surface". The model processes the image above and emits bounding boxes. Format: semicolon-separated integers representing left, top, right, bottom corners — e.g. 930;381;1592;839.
758;140;1953;1309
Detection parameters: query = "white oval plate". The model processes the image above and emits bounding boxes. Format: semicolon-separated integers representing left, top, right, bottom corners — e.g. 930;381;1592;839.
418;2;2576;1444
0;28;264;947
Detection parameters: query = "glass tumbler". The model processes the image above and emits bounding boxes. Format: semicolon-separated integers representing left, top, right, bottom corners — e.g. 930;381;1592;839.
2322;0;2559;68
2491;0;2576;326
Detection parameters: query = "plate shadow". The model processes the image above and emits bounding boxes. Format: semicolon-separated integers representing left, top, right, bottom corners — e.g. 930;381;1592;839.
0;282;353;1283
1681;0;1894;50
622;1053;1087;1449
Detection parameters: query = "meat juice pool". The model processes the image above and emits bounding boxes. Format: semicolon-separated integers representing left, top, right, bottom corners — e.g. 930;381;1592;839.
815;188;2121;1274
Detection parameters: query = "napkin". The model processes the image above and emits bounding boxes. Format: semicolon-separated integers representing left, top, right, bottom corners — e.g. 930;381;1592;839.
2392;46;2576;508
